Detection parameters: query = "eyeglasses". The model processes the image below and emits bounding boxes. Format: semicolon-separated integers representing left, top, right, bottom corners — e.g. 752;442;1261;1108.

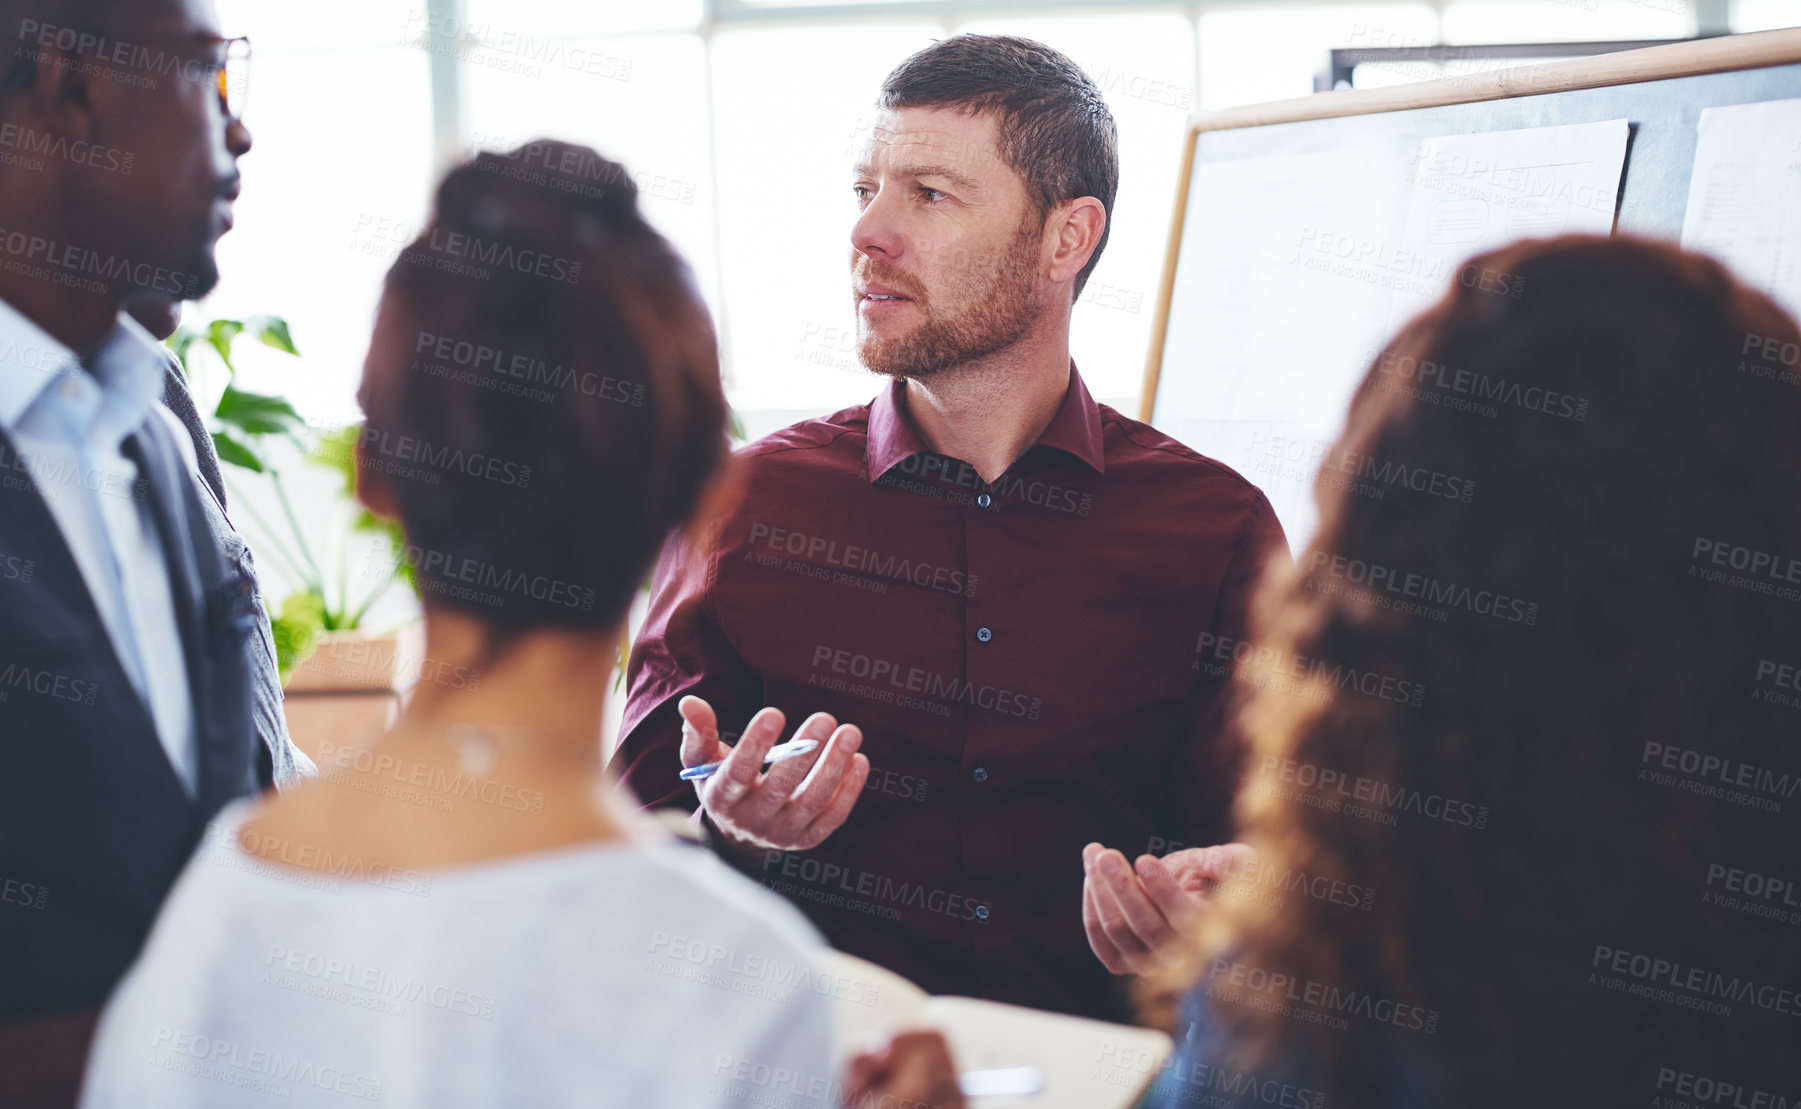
68;28;252;121
211;36;252;121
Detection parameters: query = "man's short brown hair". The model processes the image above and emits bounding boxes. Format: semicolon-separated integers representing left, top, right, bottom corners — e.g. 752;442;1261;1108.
877;34;1119;299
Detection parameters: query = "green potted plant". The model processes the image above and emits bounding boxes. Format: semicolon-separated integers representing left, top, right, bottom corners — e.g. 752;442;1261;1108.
168;317;414;685
170;320;750;705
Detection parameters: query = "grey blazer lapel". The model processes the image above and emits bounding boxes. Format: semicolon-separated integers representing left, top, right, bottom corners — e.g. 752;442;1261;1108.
126;413;258;814
158;349;227;511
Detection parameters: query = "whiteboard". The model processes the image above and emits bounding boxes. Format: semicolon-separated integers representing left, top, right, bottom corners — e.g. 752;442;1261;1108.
1143;30;1801;550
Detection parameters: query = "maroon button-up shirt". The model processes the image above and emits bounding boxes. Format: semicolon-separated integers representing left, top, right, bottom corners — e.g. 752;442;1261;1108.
615;364;1288;1020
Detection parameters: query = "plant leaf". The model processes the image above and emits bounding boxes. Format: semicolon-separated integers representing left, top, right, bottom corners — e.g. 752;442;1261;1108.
211;430;266;472
167;325;200;378
308;424;360;498
205;319;244;375
248;315;299;356
215;384;307;437
268;590;327;683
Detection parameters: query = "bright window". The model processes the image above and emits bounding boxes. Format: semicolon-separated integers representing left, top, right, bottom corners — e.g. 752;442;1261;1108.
208;3;435;424
1441;0;1697;43
459;32;717;313
1199;4;1439;109
1733;0;1801;31
709;21;946;427
202;0;1748;612
952;11;1195;408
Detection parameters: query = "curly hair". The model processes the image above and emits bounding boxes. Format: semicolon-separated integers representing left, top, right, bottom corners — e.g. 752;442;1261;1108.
1149;236;1801;1106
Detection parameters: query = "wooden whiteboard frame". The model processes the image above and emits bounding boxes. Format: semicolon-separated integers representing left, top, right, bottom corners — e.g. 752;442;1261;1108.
1138;26;1801;422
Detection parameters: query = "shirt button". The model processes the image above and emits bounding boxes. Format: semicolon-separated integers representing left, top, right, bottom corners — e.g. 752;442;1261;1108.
976;493;992;508
971;767;988;783
976;627;992;643
975;904;990;920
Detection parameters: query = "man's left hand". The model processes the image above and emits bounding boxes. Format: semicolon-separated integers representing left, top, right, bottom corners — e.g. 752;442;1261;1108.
1082;842;1255;976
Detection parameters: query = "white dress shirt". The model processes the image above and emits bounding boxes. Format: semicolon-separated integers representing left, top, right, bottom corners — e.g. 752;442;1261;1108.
0;297;200;793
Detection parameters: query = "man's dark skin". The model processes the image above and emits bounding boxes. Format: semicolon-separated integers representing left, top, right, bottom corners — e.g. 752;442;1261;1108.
0;0;249;1103
0;0;248;359
122;292;182;343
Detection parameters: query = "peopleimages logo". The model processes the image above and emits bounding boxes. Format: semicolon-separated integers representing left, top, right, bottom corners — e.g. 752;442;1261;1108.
1690;537;1801;604
1;876;49;910
875;452;1093;516
1244;429;1475;503
0;662;99;706
746;522;973;598
316;741;545;815
1702;862;1801;926
1590;944;1801;1019
395;544;597;613
1195;631;1426;708
408;225;581;284
0;226;197;297
809;644;1043;720
1368;347;1589;422
645;931;880;1006
148;1026;383;1102
1134;1052;1327;1109
401;11;635;84
0;122;134;175
757;850;992;924
1639;742;1794;813
264;945;497;1019
1221;858;1376;912
1207;958;1439;1034
1258;756;1489;829
1740;330;1801;387
1;552;39;585
412;330;645;407
1410;145;1617;216
15;20;224;90
228;824;436;895
1654;1068;1797;1109
1306;551;1540;625
359;426;532;489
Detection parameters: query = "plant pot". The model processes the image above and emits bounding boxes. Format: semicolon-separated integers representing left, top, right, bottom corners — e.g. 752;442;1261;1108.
281;624;425;764
285;625;425;692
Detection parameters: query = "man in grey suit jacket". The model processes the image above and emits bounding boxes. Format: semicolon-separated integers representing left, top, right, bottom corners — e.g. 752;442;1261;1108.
0;0;269;1098
126;293;316;789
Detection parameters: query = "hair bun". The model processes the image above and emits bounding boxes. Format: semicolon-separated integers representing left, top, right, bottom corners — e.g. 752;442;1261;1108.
439;140;641;241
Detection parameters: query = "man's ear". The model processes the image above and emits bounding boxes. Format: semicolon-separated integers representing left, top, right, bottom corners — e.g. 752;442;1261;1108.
1047;196;1107;290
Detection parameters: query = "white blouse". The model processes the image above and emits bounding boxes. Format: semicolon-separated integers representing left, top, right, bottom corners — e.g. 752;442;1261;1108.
80;801;836;1108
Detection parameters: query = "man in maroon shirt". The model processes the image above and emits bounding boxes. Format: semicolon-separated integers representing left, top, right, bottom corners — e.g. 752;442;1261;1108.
616;34;1288;1021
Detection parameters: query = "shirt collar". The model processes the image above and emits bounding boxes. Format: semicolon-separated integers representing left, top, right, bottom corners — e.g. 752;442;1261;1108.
0;296;81;432
86;311;172;421
0;297;168;440
864;360;1107;484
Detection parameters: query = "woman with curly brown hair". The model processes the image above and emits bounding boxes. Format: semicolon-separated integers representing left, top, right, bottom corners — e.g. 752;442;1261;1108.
1141;235;1801;1109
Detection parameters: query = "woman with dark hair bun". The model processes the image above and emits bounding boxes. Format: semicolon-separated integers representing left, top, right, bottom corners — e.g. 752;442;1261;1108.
79;142;961;1109
1139;235;1801;1109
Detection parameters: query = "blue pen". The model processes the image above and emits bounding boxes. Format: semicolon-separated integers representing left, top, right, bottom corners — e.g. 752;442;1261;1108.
680;739;819;781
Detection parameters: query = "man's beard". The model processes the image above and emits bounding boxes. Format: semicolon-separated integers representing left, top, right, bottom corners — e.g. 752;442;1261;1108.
131;243;219;303
178;244;221;302
856;217;1046;380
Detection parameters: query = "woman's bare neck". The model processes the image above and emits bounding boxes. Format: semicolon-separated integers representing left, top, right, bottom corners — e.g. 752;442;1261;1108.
240;614;634;873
